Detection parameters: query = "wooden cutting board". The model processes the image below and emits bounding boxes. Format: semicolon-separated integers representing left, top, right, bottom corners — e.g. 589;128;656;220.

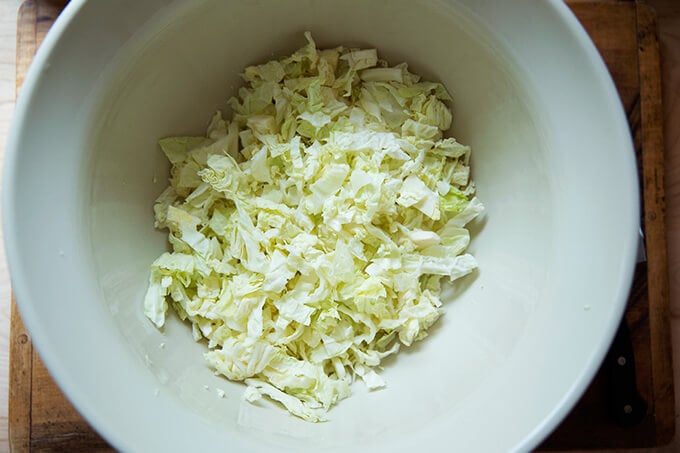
8;1;673;451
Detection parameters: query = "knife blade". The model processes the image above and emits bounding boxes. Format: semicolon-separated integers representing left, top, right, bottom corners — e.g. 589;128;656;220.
637;227;647;263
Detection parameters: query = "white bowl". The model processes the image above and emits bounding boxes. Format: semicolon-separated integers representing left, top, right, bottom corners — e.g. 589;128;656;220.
4;0;639;451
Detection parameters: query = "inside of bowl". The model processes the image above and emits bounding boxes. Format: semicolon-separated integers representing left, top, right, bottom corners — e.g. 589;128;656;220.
90;0;550;440
7;0;638;451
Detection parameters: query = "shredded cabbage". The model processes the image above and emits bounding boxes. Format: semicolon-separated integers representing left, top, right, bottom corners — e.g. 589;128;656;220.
144;32;483;422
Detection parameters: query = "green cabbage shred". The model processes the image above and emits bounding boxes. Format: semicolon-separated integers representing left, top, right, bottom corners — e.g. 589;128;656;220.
144;32;483;422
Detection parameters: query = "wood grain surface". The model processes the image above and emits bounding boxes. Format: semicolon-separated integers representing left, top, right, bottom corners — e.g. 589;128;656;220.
637;4;675;445
4;1;678;452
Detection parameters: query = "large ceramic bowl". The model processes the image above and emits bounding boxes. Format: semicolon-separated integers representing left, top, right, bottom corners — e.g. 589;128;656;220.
4;0;639;451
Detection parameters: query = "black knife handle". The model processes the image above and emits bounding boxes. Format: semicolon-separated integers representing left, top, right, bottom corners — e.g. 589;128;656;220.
606;319;647;427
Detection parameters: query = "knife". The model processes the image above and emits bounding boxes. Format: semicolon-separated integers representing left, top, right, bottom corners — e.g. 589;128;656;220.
606;228;647;427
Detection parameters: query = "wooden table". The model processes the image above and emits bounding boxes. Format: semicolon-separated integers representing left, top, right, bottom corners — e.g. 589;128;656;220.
2;0;680;451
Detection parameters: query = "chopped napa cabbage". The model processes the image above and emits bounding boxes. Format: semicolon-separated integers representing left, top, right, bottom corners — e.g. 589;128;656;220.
144;32;483;422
